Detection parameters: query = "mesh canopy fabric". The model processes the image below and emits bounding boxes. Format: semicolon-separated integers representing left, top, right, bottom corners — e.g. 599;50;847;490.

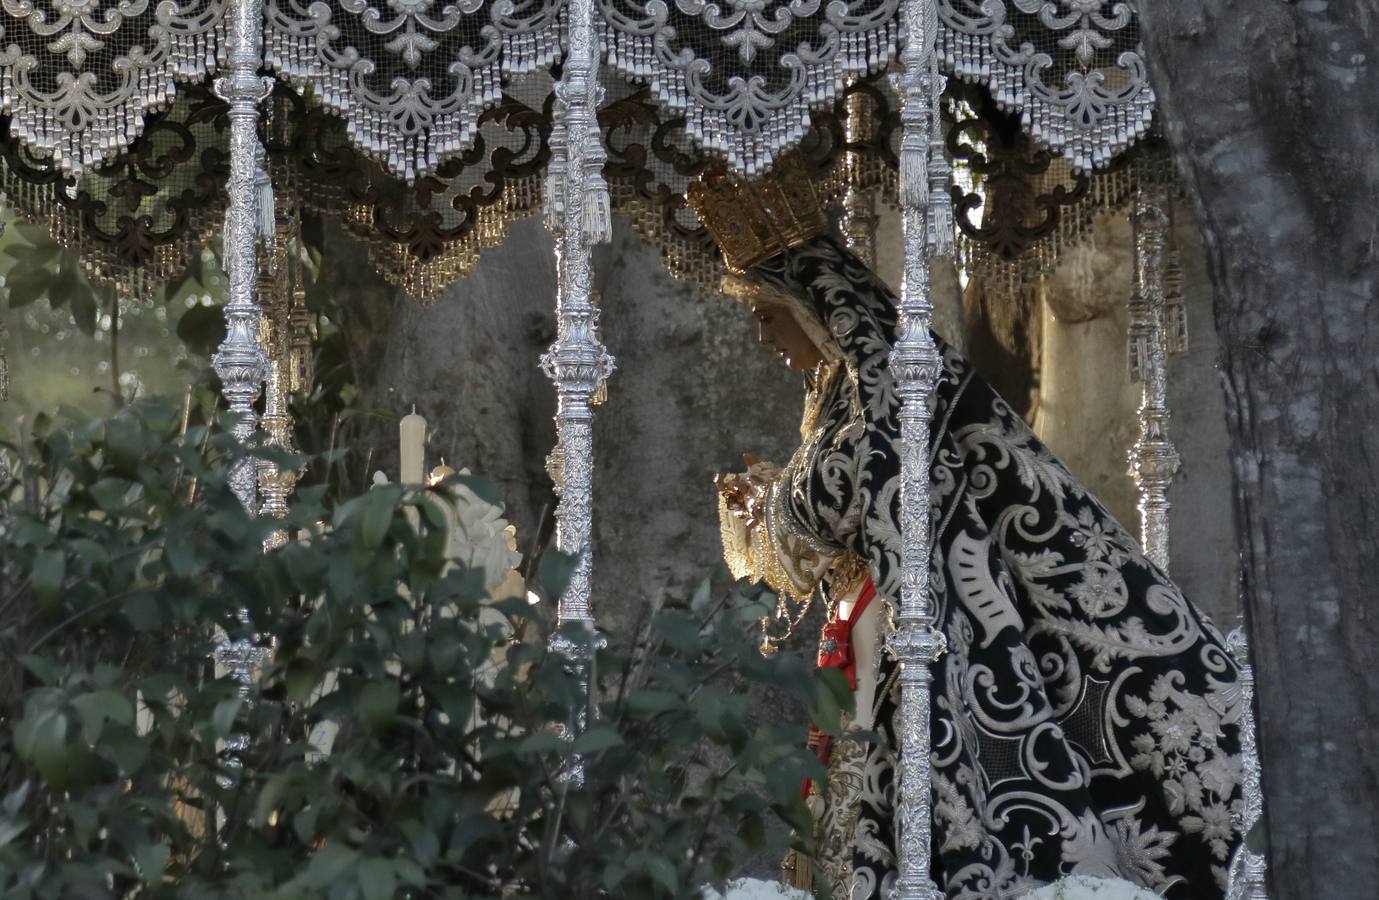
0;79;549;299
263;0;564;183
264;77;552;298
0;0;228;175
598;0;902;177
0;1;1157;184
938;0;1154;170
0;68;1166;301
603;74;898;294
0;85;228;297
945;79;1174;293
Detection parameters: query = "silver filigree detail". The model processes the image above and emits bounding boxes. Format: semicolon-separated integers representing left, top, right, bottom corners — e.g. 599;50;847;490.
1126;187;1179;571
258;351;294;547
263;0;562;182
598;0;902;175
0;0;229;173
213;611;273;778
888;1;945;896
1225;626;1269;900
211;0;272;777
937;0;1155;170
542;0;613;774
543;0;614;628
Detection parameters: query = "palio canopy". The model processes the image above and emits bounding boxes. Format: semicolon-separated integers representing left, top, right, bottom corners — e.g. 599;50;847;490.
0;0;1158;299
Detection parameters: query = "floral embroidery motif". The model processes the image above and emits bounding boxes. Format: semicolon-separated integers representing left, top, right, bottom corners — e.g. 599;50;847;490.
1126;669;1241;871
1069;564;1128;619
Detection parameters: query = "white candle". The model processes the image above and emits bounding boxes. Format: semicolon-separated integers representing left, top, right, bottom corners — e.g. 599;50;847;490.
399;406;426;484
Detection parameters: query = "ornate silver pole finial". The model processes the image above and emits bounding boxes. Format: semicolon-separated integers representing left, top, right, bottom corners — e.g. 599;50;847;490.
212;0;272;514
887;0;947;896
1226;625;1269;900
1126;188;1180;570
541;0;615;779
211;0;274;771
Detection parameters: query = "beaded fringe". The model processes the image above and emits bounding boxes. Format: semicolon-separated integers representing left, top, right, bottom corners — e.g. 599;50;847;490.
263;2;565;184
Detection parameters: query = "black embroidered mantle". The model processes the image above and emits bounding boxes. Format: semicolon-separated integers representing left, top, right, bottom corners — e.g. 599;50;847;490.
749;237;1243;899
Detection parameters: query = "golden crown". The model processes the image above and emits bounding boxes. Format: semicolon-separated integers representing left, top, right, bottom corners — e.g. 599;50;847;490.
685;154;828;274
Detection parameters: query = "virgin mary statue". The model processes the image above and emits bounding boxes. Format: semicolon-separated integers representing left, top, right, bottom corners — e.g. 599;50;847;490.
688;162;1244;900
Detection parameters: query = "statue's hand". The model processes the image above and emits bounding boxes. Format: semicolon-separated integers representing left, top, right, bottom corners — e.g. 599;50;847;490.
715;471;766;530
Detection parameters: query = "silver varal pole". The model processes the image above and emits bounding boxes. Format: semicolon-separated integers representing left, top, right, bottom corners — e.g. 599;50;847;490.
211;0;272;766
887;0;948;895
541;0;614;764
1126;188;1181;571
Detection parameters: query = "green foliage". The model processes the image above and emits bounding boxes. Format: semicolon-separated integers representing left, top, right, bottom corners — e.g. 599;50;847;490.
0;214;225;436
2;220;101;333
0;219;226;348
0;401;821;899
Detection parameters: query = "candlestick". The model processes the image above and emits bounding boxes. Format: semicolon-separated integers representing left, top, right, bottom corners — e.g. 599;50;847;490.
400;406;427;484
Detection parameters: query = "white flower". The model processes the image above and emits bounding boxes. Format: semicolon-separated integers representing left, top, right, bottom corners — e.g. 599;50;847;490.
370;468;521;597
434;475;522;596
1017;874;1162;900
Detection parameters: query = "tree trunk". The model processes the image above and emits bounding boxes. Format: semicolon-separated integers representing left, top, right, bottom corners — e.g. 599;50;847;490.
1138;4;1379;896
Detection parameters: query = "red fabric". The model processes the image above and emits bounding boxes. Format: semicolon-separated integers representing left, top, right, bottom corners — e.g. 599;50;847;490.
801;576;877;798
816;577;876;690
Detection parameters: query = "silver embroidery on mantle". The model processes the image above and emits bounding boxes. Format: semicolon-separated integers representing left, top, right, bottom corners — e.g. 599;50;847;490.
0;0;229;174
748;234;1245;896
1225;626;1269;900
937;0;1155;171
597;0;902;175
262;0;563;182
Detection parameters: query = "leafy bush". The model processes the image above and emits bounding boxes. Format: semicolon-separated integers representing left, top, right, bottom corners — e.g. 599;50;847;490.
0;401;837;899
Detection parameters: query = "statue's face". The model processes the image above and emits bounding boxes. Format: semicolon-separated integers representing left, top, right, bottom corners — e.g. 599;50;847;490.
752;304;824;371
